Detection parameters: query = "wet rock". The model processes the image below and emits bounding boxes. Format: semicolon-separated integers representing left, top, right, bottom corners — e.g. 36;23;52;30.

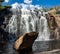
45;13;60;40
54;28;60;40
46;13;57;30
0;27;9;41
35;49;60;54
14;32;38;53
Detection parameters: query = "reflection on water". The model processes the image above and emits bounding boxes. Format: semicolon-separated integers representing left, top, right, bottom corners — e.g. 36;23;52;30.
0;40;60;54
0;42;18;54
33;40;60;52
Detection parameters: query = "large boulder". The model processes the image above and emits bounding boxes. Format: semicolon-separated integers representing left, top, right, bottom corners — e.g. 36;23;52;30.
14;32;38;52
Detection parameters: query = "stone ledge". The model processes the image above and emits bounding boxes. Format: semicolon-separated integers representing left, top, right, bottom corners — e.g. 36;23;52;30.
35;49;60;54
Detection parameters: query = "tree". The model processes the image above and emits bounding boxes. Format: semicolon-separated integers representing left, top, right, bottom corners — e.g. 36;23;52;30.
0;0;4;2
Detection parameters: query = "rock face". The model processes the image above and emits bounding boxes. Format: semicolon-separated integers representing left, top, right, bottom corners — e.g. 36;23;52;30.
45;13;60;40
0;28;9;41
54;14;60;27
0;0;12;27
0;5;12;41
35;49;60;54
14;32;38;53
54;28;60;39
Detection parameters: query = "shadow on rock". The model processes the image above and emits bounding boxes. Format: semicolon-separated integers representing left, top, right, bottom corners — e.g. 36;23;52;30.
14;32;38;54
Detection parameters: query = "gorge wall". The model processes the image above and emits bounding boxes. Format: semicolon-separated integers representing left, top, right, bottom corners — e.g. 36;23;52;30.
46;12;60;40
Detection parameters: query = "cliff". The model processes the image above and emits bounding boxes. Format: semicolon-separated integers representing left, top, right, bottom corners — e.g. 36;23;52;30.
46;8;60;40
0;6;12;42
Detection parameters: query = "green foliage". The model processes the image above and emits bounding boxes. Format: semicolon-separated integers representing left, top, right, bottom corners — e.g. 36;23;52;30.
48;6;60;14
0;6;5;9
56;10;60;14
0;0;4;2
5;6;12;8
49;8;53;10
43;8;49;12
0;6;11;10
50;29;54;33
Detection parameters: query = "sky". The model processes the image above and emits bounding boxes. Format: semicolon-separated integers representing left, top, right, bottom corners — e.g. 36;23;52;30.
2;0;60;8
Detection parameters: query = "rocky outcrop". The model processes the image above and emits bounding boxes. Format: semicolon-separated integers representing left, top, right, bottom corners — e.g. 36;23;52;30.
0;28;9;41
46;11;60;40
0;5;12;41
45;13;60;40
46;13;58;29
35;49;60;54
54;14;60;27
54;28;60;39
14;32;38;54
46;13;56;39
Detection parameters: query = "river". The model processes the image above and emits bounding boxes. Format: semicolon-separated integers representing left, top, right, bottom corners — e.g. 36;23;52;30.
0;40;60;54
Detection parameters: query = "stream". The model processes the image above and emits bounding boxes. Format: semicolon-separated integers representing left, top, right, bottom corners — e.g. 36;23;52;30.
0;40;60;54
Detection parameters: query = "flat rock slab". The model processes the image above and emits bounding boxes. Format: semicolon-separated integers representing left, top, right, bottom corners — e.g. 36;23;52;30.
35;49;60;54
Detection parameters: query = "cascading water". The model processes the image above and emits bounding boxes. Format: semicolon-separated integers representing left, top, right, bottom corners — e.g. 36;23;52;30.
36;16;50;41
20;7;37;34
8;2;50;41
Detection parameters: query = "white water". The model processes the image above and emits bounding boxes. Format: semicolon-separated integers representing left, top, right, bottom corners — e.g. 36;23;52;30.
20;8;37;34
36;16;50;41
8;4;50;41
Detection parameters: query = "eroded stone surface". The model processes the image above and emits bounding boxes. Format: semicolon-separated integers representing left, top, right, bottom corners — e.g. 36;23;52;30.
35;49;60;54
14;32;38;51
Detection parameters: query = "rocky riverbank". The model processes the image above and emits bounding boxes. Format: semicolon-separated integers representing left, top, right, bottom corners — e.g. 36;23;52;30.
35;49;60;54
45;8;60;40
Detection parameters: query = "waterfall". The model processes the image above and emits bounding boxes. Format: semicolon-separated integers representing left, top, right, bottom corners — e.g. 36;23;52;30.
20;8;37;34
8;4;50;41
36;16;50;41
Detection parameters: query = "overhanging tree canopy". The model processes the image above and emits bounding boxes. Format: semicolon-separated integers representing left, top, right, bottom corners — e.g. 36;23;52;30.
0;0;4;2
